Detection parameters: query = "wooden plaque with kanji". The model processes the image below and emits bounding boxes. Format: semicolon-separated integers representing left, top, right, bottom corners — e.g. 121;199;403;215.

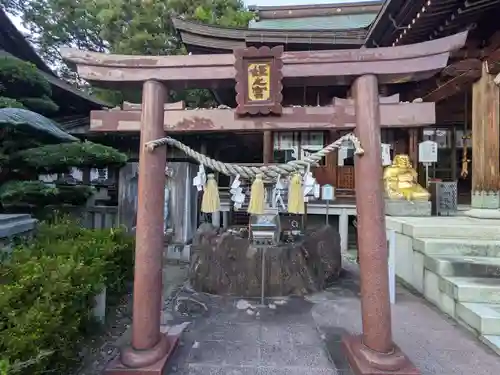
234;46;284;116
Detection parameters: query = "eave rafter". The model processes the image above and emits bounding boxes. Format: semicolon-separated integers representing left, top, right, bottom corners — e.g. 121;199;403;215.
486;47;500;74
416;31;500;102
419;58;482;102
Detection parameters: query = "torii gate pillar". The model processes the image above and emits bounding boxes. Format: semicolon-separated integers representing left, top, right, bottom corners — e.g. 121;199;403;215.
106;80;178;375
341;74;419;374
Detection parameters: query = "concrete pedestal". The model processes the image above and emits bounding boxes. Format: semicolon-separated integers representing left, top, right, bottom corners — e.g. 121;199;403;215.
464;208;500;219
385;199;431;217
466;191;500;219
471;191;500;210
342;335;420;375
104;334;180;375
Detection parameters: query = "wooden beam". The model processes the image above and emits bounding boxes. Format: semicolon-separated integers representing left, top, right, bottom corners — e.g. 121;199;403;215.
409;59;480;101
480;30;500;75
263;131;273;163
450;31;500;61
60;32;468;89
483;30;500;57
441;58;481;77
90;102;436;133
410;59;481;103
423;69;481;103
486;47;500;75
332;93;400;105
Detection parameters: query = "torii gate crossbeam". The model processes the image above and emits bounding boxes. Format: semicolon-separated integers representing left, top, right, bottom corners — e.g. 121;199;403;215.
61;31;467;375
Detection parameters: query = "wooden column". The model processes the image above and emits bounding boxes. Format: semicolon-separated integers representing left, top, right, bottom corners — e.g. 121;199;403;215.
263;131;273;163
342;75;419;375
114;81;178;374
471;62;500;209
408;129;419;167
328;130;338;184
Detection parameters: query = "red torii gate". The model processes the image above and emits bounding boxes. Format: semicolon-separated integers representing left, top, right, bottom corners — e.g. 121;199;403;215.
62;30;467;375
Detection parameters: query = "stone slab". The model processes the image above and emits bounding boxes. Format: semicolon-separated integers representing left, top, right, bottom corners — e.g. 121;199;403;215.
0;214;37;238
0;213;32;225
481;335;500;356
387;216;500;240
158;260;500;375
385;199;431;217
425;255;500;278
464;208;500;219
457;302;500;335
439;276;500;303
413;238;500;257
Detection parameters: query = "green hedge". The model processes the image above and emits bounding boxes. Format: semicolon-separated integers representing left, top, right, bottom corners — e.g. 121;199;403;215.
0;218;135;374
9;141;128;174
0;181;95;208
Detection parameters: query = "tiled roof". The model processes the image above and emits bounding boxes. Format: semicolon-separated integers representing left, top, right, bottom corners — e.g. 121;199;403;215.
249;13;377;31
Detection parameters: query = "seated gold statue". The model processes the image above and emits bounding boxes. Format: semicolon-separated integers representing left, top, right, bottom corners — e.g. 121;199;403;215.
383;154;430;201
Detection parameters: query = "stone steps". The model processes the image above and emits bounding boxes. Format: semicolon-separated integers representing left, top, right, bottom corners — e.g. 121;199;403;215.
456;302;500;335
410;224;500;240
387;216;500;240
425;255;500;278
439;276;500;304
481;335;500;356
388;215;500;355
414;238;500;258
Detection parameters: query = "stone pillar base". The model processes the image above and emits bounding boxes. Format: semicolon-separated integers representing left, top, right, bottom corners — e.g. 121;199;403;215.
341;334;420;375
104;333;180;375
463;208;500;219
471;191;500;209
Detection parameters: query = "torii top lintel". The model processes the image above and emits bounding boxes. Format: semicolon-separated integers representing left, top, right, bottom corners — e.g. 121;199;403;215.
61;31;468;90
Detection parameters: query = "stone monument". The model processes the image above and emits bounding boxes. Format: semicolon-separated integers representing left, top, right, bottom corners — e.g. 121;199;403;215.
189;223;342;297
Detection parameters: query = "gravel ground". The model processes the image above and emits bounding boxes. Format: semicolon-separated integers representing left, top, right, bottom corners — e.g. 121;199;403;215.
74;262;189;375
74;291;133;375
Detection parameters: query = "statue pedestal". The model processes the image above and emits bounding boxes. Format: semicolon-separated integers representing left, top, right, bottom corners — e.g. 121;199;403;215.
385;199;431;217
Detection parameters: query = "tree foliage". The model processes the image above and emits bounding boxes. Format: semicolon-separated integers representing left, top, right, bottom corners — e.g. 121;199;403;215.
10;141;128;174
2;0;254;106
0;56;128;211
0;56;58;116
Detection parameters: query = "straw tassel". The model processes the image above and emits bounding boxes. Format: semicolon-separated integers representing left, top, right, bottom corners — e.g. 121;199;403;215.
287;173;304;214
247;174;265;215
201;173;220;213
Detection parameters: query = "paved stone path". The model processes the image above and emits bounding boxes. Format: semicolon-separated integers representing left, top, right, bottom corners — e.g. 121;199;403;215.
162;262;500;375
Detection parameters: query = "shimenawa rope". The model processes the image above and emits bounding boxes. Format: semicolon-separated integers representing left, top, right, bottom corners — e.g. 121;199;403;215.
145;133;364;181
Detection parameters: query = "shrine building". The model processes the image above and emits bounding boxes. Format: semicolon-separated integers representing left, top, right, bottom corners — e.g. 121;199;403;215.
80;0;500;251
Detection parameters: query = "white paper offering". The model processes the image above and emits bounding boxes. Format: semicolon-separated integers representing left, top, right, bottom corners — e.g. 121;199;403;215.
381;143;392;166
272;175;286;210
231;174;241;189
313;183;320;198
192;165;206;191
338;147;348;166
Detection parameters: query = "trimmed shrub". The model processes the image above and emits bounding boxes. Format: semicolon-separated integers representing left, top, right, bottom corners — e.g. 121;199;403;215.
0;218;135;374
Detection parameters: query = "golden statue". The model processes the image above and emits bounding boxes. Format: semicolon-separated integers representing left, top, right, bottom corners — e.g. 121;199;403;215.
383;154;430;201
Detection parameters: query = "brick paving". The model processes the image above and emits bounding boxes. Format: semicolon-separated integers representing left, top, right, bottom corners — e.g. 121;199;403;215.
163;261;500;375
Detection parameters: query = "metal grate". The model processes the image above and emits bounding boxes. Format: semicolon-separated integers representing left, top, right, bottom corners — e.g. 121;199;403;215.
429;181;458;216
